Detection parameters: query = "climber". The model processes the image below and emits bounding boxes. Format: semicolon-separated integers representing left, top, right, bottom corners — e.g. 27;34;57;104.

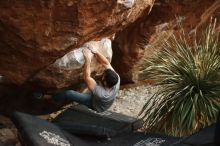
36;45;120;112
79;45;120;112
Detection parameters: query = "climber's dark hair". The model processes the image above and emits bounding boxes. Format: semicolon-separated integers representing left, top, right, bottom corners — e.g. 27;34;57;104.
103;69;118;88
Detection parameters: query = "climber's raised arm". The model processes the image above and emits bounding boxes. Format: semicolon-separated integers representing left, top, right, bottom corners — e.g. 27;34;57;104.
82;49;96;91
88;46;113;70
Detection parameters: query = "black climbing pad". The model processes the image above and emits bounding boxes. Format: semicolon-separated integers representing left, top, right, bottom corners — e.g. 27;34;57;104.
12;108;218;146
170;109;220;146
84;132;183;146
215;110;220;146
52;105;143;138
180;124;215;146
12;112;89;146
12;111;183;146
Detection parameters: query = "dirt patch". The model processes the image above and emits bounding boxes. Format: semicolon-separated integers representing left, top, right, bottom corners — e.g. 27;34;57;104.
110;83;159;117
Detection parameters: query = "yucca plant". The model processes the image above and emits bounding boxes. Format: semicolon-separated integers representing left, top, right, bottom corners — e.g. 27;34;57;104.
139;21;220;136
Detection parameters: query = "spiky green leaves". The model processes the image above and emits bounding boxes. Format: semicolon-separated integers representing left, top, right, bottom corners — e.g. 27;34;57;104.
139;21;220;136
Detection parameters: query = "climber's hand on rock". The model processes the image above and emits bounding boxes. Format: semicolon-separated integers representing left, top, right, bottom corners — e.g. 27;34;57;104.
88;45;98;54
83;48;92;61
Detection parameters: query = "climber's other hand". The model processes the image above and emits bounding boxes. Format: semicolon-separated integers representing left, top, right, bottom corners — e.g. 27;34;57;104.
83;48;92;61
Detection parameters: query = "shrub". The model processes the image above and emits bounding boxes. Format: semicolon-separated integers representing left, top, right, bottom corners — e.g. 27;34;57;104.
139;21;220;136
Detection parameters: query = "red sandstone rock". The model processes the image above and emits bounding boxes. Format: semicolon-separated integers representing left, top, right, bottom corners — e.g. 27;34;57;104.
0;0;219;114
0;0;154;86
112;0;218;83
30;38;113;90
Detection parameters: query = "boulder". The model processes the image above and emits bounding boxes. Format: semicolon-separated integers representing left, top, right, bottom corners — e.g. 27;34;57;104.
30;38;113;91
0;0;154;86
2;0;219;114
0;0;154;114
112;0;218;83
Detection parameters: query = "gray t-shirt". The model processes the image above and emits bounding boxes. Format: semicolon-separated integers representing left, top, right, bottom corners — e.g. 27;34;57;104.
91;74;120;112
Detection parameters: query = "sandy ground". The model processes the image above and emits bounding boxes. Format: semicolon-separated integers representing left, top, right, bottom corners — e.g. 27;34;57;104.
110;84;159;117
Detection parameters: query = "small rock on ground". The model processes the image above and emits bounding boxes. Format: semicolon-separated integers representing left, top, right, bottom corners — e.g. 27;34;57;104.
0;115;20;146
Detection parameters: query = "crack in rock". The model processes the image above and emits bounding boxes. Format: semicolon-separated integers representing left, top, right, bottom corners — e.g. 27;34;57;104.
117;0;135;8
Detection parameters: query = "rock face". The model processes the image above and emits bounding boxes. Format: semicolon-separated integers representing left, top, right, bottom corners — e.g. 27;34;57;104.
0;0;219;114
112;0;218;83
30;38;113;91
0;0;154;114
0;0;154;86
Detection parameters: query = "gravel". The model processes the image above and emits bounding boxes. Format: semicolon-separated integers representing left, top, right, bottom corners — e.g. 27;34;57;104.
109;84;160;117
